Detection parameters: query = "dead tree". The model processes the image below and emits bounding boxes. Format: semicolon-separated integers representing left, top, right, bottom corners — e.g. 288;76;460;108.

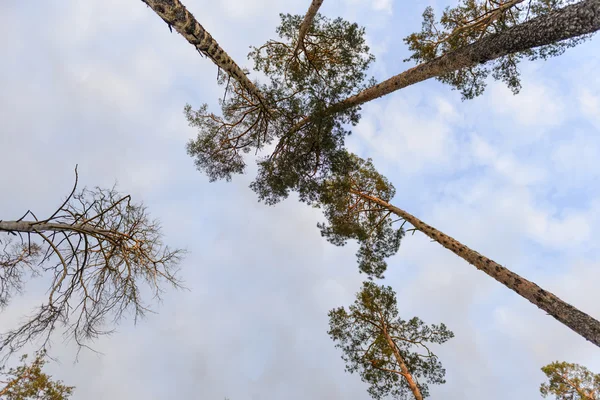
0;168;184;358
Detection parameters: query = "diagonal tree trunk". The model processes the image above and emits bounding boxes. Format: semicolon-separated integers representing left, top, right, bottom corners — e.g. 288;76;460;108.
293;0;325;57
352;190;600;348
382;325;423;400
141;0;270;109
289;0;600;133
0;221;123;238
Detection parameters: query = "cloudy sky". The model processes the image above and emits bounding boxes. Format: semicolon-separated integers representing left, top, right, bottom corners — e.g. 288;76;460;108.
1;0;599;398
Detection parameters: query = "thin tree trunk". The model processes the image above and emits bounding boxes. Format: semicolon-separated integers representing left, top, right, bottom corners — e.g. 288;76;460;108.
293;0;324;57
0;221;121;238
289;0;600;133
141;0;269;109
353;190;600;348
382;326;423;400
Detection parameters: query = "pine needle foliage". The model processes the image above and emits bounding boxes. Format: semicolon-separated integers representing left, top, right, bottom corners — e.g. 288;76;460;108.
404;0;593;99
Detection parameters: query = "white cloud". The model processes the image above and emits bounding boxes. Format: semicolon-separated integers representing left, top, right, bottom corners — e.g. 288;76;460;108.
578;88;600;129
341;0;393;13
353;94;463;176
488;79;566;130
470;134;547;186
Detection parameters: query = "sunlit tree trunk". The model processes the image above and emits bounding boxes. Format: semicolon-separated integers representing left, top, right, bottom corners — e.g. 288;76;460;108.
293;0;324;57
353;190;600;348
381;326;423;400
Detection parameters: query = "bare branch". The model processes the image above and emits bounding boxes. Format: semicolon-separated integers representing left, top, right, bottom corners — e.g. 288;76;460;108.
0;175;185;359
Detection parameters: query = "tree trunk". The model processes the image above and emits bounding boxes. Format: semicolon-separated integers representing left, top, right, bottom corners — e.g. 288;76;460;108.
141;0;269;108
0;220;118;237
293;0;324;57
382;326;423;400
353;190;600;348
290;0;600;132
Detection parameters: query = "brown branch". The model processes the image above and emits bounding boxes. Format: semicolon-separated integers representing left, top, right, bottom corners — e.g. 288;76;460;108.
0;357;37;397
451;0;526;39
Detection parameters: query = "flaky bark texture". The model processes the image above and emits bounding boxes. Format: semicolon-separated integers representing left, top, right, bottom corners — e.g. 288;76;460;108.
141;0;268;107
353;191;600;348
382;327;423;400
291;0;600;132
293;0;325;56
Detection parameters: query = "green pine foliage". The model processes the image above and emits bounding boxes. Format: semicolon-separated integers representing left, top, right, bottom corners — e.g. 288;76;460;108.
0;352;74;400
540;362;599;399
318;154;404;279
328;281;454;399
186;12;375;205
404;0;592;99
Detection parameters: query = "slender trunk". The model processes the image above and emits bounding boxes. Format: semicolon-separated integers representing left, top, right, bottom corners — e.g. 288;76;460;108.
353;190;600;348
0;220;116;237
289;0;600;133
293;0;324;57
382;325;423;400
141;0;269;108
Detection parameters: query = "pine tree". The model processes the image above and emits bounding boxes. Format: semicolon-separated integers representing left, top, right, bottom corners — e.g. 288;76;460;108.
404;0;592;99
319;153;600;347
0;351;74;399
328;281;454;400
540;362;599;400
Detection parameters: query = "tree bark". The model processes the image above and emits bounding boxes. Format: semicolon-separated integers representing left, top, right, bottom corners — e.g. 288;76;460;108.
290;0;600;133
0;220;118;237
141;0;269;108
293;0;324;57
353;190;600;348
382;325;423;400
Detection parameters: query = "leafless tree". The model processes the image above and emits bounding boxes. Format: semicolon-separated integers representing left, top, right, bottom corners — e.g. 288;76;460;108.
0;168;184;359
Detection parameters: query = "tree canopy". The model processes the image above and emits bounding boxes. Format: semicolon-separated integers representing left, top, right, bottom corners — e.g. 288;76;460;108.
0;172;184;358
0;351;73;400
541;362;600;400
328;281;454;399
181;1;600;348
186;11;375;208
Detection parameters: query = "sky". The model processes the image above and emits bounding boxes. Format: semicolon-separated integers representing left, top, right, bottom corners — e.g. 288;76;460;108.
0;0;599;399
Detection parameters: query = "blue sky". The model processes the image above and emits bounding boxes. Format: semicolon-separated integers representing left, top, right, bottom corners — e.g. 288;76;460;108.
1;0;599;399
